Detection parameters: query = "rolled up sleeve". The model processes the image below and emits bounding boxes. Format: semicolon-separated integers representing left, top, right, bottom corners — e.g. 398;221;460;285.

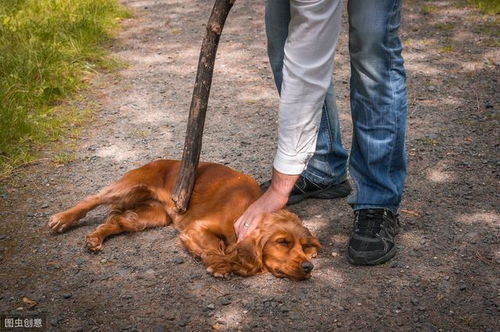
272;0;342;175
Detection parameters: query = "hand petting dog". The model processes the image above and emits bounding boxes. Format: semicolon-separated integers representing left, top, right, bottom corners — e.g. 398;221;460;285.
234;169;298;242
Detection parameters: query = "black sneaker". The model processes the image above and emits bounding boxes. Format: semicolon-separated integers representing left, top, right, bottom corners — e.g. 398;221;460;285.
260;176;351;205
347;209;399;265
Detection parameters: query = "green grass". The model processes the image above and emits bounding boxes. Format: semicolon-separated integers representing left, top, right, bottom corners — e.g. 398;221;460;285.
438;44;454;53
422;4;438;14
0;0;129;176
468;0;500;14
52;151;78;164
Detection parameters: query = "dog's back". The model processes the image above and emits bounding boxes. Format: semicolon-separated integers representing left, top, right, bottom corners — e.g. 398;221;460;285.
114;160;262;228
48;159;262;247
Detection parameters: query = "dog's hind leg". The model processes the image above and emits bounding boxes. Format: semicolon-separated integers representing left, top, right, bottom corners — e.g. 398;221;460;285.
48;192;108;233
85;200;170;252
48;182;157;233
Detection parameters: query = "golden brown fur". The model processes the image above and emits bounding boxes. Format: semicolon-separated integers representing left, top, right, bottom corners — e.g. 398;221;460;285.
48;160;320;280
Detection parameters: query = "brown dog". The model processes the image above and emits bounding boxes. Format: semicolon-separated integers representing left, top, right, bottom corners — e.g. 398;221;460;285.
48;160;320;280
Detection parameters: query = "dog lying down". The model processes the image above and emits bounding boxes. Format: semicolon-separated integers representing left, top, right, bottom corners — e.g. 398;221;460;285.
48;160;321;280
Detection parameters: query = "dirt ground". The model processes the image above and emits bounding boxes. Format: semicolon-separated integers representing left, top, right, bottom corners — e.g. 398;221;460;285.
0;0;498;331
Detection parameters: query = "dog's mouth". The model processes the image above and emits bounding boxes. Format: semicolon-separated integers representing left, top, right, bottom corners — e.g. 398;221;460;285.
273;269;287;278
273;268;311;281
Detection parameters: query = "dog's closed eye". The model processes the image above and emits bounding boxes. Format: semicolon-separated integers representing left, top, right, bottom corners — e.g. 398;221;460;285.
276;238;290;246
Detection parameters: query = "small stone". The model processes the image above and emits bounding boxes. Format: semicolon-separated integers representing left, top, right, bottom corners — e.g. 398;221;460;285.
206;304;215;310
63;293;72;299
331;252;338;257
221;297;232;305
173;257;184;265
41;203;49;209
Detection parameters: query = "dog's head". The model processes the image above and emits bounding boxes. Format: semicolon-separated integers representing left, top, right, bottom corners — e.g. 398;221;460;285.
232;210;321;280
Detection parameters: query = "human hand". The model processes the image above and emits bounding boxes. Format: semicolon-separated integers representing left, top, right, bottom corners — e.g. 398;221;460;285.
234;169;298;242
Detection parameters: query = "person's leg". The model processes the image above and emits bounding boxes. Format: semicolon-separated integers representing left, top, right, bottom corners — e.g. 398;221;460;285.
347;0;407;213
265;0;348;187
265;0;290;93
346;0;407;265
304;84;349;186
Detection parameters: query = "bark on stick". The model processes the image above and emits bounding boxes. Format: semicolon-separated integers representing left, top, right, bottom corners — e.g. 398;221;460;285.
171;0;235;213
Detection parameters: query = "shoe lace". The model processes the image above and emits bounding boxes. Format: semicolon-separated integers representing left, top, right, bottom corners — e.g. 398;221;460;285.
355;210;385;237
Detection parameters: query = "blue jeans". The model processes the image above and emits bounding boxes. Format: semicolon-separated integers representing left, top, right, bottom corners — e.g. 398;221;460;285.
265;0;407;213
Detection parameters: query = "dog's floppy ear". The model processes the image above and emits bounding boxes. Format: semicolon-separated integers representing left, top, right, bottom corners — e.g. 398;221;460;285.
231;232;265;277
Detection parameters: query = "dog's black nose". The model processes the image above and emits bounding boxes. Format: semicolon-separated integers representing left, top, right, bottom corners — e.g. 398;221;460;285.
301;261;314;273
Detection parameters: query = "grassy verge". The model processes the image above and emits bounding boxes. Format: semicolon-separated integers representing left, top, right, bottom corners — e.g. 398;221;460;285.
0;0;129;177
468;0;500;14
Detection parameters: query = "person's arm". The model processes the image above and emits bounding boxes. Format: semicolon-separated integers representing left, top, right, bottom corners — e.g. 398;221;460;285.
273;0;342;175
235;0;342;241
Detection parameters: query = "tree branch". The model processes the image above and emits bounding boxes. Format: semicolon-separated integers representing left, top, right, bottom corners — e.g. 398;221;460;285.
171;0;235;213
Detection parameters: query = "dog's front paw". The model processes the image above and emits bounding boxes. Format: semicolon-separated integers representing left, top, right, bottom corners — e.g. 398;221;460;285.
85;234;103;252
206;263;231;278
48;212;76;233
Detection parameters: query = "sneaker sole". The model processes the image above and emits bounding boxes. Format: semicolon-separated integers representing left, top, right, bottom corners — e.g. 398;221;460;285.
347;246;397;266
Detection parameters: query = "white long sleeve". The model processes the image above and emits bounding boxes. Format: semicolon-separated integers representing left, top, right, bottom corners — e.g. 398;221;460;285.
273;0;342;175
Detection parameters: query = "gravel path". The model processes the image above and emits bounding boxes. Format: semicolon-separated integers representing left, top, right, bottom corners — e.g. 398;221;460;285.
0;0;498;330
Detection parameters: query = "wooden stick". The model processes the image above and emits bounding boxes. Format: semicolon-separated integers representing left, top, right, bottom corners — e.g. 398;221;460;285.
171;0;235;213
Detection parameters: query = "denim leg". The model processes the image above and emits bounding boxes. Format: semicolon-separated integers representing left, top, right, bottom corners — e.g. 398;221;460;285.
265;0;289;93
347;0;408;213
265;0;348;185
304;83;349;185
